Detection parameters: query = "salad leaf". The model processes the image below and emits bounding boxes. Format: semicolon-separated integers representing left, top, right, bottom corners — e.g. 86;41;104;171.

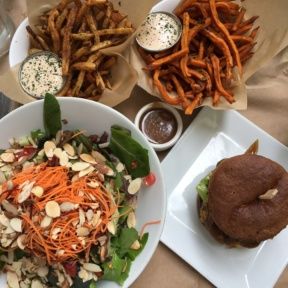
89;281;97;288
31;129;45;143
126;233;149;261
196;173;211;203
109;125;150;178
43;93;62;137
102;253;131;285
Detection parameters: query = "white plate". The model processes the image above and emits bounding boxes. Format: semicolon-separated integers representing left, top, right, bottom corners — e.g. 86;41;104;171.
9;17;29;67
160;107;288;288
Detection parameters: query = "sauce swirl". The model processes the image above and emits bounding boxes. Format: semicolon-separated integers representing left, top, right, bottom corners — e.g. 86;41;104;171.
19;52;64;98
136;12;182;51
140;108;178;144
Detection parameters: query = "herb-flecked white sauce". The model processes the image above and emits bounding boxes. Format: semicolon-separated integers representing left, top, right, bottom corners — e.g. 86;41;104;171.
19;53;64;98
137;12;181;51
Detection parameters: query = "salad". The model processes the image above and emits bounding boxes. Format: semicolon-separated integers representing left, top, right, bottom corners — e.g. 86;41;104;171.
0;94;156;288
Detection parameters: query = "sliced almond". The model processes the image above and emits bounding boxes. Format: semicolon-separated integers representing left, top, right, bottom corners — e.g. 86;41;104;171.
91;210;101;227
86;209;94;222
44;141;56;158
127;211;136;228
107;221;116;235
31;278;44;288
72;162;91;172
80;153;96;164
2;200;18;216
37;266;49;277
10;218;22;233
77;143;84;155
71;244;77;250
7;271;20;288
77;227;90;237
1;152;15;163
31;186;44;197
259;188;278;200
2;237;13;247
0;213;10;227
83;263;102;273
60;202;78;212
79;208;85;226
51;227;61;240
63;143;75;157
17;234;26;250
127;178;142;195
71;174;79;183
79;166;95;178
53;148;63;159
40;216;52;228
87;181;99;188
116;162;125;173
18;181;35;203
59;151;69;167
91;150;106;163
45;201;61;218
0;171;6;184
130;240;141;250
6;180;14;191
56;249;65;256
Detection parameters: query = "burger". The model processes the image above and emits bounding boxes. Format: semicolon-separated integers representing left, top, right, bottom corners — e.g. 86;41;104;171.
197;152;288;248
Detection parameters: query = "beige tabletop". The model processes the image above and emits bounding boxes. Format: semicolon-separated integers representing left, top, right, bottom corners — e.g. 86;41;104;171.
1;1;288;288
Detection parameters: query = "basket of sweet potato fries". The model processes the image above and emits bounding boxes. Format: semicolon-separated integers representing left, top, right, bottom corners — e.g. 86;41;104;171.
136;0;259;115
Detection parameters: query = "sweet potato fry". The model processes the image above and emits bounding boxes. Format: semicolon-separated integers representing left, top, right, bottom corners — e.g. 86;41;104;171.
171;75;190;109
210;54;235;103
185;93;202;115
26;26;49;51
232;7;246;31
174;0;197;16
153;70;182;105
147;49;189;70
56;8;69;30
209;0;242;75
90;40;113;52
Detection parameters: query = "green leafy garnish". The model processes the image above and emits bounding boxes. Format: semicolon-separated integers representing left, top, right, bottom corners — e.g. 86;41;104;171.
109;125;150;178
102;253;132;285
43;93;62;137
31;129;46;143
196;173;211;203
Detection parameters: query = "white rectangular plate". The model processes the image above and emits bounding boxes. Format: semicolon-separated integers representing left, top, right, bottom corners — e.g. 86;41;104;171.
160;107;288;288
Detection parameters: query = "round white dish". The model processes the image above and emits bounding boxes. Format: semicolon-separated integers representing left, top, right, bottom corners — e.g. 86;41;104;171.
135;102;183;151
0;97;166;288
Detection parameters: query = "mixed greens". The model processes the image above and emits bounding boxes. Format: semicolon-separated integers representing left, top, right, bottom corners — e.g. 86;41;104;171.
0;94;154;287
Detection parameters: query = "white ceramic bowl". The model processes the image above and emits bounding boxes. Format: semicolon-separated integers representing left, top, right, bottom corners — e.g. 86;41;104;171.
135;102;183;151
0;97;166;288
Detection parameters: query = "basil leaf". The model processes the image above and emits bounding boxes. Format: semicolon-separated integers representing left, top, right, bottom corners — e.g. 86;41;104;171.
109;126;150;178
196;173;211;203
102;253;131;285
44;93;62;137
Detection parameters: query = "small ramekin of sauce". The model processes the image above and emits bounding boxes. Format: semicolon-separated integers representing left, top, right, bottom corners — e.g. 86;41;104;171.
19;51;65;99
135;102;183;151
136;12;182;52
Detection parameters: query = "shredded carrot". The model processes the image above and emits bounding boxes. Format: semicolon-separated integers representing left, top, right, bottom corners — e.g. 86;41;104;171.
140;220;161;238
1;163;117;264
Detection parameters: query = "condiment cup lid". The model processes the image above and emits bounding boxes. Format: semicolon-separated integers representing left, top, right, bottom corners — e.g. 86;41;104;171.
135;11;182;53
134;102;183;151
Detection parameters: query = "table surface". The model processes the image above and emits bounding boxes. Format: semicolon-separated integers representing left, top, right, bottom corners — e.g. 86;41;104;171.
0;1;288;287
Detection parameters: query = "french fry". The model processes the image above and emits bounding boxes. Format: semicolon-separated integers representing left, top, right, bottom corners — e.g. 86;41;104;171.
48;9;61;53
62;6;77;75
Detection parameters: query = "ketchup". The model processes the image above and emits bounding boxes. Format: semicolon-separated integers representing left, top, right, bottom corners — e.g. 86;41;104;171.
140;108;177;144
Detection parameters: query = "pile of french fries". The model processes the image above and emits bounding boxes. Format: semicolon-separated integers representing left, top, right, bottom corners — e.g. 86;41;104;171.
27;0;134;100
138;0;259;115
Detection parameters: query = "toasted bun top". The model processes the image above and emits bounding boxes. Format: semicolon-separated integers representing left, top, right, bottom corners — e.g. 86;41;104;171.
208;154;288;243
